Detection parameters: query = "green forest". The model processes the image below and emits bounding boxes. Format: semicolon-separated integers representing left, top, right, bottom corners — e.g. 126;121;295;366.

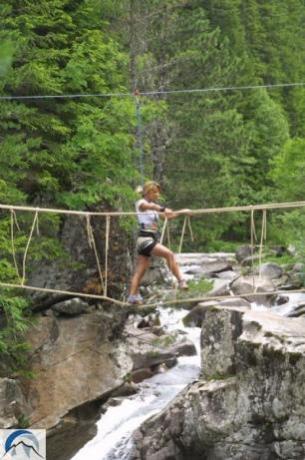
1;0;305;359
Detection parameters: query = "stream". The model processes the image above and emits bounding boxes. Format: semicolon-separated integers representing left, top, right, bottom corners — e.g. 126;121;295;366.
71;307;201;460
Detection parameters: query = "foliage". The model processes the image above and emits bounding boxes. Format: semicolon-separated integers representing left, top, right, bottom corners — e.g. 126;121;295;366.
0;293;32;375
184;279;213;295
268;210;305;251
269;138;305;202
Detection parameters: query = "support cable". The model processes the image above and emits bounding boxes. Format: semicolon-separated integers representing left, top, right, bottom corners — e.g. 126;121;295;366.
1;82;305;101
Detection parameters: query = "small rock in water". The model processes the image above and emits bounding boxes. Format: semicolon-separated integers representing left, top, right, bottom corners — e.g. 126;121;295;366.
275;295;289;306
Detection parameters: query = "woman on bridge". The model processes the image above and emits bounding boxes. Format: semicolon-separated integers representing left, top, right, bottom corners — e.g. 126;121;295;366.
127;181;191;305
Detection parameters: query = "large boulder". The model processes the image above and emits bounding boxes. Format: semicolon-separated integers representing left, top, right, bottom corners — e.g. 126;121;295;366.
22;308;131;429
131;307;305;459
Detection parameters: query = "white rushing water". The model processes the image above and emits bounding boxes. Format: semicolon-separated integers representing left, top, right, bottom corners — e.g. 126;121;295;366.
71;307;201;460
251;292;305;316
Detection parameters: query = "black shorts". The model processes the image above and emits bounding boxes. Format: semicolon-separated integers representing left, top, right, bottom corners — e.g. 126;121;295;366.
136;231;159;257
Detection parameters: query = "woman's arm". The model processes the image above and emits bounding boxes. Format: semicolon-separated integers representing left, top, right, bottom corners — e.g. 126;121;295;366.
139;200;166;213
163;208;192;219
139;200;192;218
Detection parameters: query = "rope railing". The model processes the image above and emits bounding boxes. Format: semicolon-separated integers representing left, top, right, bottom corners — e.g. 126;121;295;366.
1;199;305;216
1;199;305;307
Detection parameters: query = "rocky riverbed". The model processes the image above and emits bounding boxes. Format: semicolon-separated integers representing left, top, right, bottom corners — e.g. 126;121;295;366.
1;246;305;460
129;251;305;460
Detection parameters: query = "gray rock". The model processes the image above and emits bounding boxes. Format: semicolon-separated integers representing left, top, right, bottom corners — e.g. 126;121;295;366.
292;263;305;273
131;350;177;370
126;325;183;371
287;272;304;289
241;254;260;266
219;297;251;308
184;265;203;275
202;261;233;276
111;382;138;398
230;275;276;306
215;270;237;280
169;339;197;357
235;245;252;263
23;310;132;429
183;301;220;327
52;298;91;316
258;262;283;279
131;368;155;383
208;282;231;297
275;295;289;305
0;378;29;428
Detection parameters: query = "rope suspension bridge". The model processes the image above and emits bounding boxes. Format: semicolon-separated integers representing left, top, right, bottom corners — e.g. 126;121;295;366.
2;199;305;309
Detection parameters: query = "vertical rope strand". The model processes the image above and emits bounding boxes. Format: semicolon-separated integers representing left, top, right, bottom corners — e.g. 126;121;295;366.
104;216;111;297
258;209;267;281
166;220;171;249
250;209;256;291
85;215;105;293
160;217;168;245
10;209;21;281
21;211;39;286
187;216;194;242
178;217;187;253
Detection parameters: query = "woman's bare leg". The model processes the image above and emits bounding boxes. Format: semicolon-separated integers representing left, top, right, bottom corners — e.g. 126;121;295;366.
151;243;183;282
129;255;150;296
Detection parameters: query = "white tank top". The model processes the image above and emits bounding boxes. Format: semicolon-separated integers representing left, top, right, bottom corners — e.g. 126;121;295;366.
135;199;159;230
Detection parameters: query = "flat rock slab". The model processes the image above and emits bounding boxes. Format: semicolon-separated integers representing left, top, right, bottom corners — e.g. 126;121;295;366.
242;309;305;352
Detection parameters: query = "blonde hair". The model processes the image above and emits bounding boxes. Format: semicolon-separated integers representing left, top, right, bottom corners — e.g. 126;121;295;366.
136;181;161;196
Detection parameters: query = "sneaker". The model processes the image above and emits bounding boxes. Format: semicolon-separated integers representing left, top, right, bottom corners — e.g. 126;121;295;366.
178;280;188;290
127;294;144;305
